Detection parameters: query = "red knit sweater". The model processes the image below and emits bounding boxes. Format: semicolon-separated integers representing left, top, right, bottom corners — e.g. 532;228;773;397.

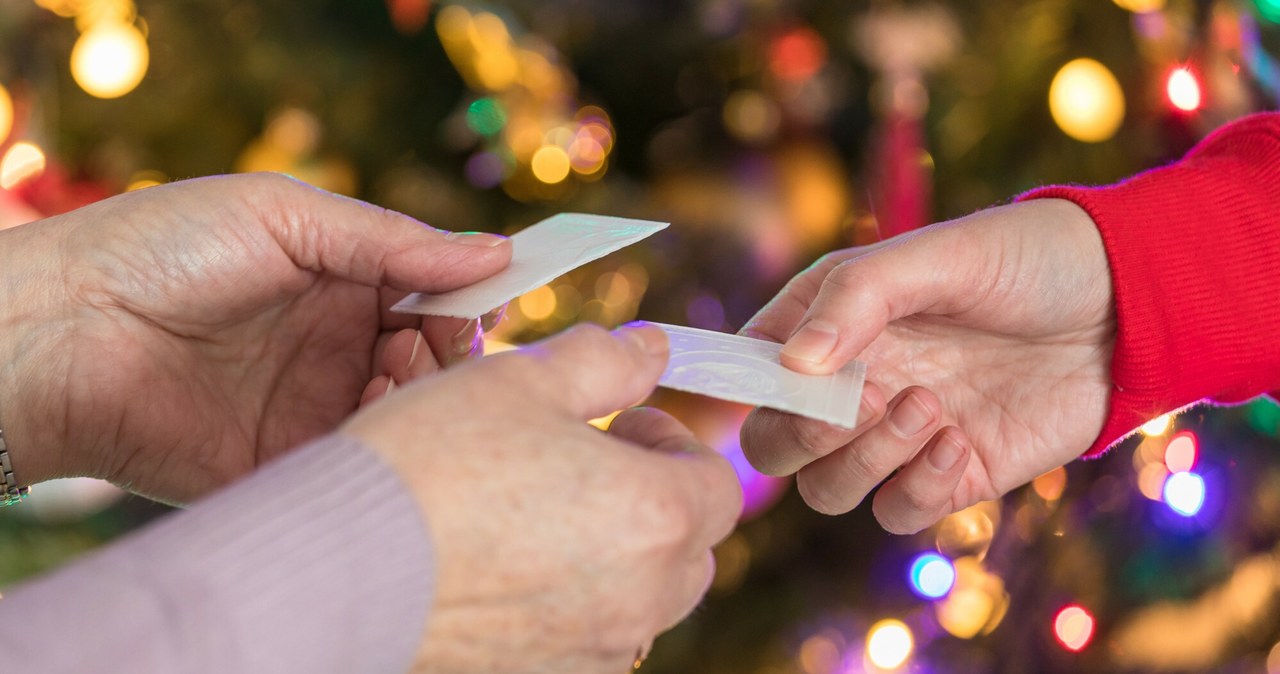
1021;112;1280;457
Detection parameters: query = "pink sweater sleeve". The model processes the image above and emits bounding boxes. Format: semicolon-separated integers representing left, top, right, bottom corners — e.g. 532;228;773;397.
0;434;433;673
1020;112;1280;456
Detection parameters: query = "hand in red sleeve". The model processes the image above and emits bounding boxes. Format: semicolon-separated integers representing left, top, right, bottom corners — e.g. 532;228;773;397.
739;198;1115;534
0;173;511;503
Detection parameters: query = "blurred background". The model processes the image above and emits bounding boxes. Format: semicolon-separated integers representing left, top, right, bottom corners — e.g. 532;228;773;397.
1;0;1280;672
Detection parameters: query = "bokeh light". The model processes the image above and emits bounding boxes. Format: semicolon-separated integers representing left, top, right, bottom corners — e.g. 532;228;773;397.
1054;605;1095;651
531;145;572;184
0;82;12;146
935;556;1009;639
936;502;998;560
518;285;558;321
1166;67;1203;112
465;151;508;189
466;97;507;136
1257;0;1280;24
70;20;149;99
0;141;47;189
1163;471;1206;517
769;27;827;82
1140;413;1173;436
798;632;842;674
1048;58;1126;143
866;619;913;670
723;90;781;144
1137;462;1171;501
1163;431;1198;473
909;552;956;599
1032;467;1068;502
1113;0;1167;11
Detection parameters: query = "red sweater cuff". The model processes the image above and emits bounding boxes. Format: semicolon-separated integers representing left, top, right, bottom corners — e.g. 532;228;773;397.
1019;113;1280;457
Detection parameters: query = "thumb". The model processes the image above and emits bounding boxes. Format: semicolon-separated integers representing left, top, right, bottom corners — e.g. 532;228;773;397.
487;322;670;422
779;223;993;374
252;173;512;292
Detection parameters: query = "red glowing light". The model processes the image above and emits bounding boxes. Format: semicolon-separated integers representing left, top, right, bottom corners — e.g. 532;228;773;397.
1054;605;1095;652
1166;67;1202;112
769;28;827;83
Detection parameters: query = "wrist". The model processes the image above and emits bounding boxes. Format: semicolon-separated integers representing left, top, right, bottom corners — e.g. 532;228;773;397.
0;221;74;486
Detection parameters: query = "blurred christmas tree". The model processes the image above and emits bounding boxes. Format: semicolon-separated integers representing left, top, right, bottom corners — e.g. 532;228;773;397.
2;1;1280;672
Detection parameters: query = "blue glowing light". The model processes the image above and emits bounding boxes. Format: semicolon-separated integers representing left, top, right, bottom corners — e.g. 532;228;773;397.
1163;472;1206;517
909;553;956;599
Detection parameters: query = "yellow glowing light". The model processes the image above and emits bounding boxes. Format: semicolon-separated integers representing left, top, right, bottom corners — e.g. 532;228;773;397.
1113;0;1166;12
34;0;80;18
1140;413;1173;436
468;12;512;51
723;90;781;143
569;135;606;174
518;285;558;320
711;533;752;594
936;504;997;560
588;409;622;431
1167;68;1202;112
0;83;12;146
595;271;634;308
1137;462;1170;501
482;337;517;355
798;634;842;674
474;50;520;90
0;142;47;189
866;620;913;670
125;170;166;191
71;20;149;99
937;587;994;639
435;4;472;43
1032;467;1068;502
266;108;321;157
935;557;1007;639
531;145;572;184
1048;58;1125;143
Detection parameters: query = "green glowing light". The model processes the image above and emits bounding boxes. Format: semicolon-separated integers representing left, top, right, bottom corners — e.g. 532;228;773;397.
1258;0;1280;24
466;98;506;136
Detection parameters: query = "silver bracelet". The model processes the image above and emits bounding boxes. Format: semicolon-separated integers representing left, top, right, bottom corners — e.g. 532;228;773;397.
0;428;31;507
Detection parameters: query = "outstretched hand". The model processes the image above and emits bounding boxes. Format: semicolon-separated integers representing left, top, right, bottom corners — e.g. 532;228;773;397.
0;173;511;503
740;199;1116;533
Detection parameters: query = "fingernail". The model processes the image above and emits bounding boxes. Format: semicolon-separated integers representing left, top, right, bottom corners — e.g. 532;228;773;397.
781;320;839;365
445;231;507;247
620;323;668;357
407;332;426;369
888;393;932;436
451;319;480;356
928;434;967;472
385;378;397;395
856;396;876;428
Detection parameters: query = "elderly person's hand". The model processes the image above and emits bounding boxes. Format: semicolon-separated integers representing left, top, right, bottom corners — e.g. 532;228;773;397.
740;199;1116;534
0;173;511;503
346;323;742;674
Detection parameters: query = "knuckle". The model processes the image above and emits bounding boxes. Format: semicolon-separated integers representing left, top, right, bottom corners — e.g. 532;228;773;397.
843;444;891;486
786;414;841;461
823;259;865;292
796;471;852;515
630;490;697;549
